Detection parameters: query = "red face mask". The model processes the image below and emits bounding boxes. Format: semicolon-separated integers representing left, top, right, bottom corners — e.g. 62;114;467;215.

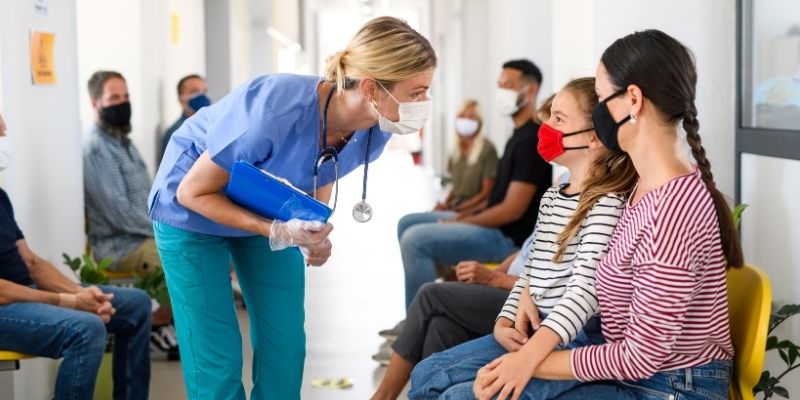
537;123;593;163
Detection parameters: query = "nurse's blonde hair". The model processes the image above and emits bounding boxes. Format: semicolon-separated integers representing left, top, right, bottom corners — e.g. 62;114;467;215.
324;16;437;94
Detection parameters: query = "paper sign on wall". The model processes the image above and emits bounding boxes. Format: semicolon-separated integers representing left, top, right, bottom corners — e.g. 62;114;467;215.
33;0;48;18
30;31;56;85
170;12;181;44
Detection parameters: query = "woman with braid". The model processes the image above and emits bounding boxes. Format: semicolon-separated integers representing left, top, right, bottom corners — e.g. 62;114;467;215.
464;30;742;400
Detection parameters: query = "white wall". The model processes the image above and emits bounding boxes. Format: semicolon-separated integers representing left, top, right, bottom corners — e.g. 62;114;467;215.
160;0;207;141
741;154;800;397
484;0;553;154
0;0;85;398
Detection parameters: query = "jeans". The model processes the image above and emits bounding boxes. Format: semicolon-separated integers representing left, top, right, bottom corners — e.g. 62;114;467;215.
398;211;518;309
153;221;306;400
409;317;603;400
554;360;733;400
0;285;152;400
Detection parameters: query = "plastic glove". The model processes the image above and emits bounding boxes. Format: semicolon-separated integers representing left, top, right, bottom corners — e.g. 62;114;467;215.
269;219;333;251
300;238;333;266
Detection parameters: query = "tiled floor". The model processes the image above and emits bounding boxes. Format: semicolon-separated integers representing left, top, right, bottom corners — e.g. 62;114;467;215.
150;148;436;399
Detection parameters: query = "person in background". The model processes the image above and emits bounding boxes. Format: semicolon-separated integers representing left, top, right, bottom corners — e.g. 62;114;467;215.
159;74;210;164
434;100;498;215
82;70;178;359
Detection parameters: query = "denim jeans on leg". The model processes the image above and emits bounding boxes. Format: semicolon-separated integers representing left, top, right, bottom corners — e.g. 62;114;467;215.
409;317;603;400
101;285;152;400
0;285;151;400
397;212;518;309
554;359;733;400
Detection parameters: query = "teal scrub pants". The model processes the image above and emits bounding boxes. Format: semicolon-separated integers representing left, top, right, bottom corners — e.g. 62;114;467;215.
153;222;306;400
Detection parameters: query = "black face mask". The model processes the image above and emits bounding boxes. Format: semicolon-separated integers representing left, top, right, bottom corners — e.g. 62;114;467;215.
592;89;630;153
100;102;132;128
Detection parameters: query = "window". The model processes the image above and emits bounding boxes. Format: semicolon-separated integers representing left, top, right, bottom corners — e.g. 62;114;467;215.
735;0;800;201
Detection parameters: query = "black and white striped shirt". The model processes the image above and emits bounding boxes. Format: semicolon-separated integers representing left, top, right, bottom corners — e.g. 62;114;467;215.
498;186;626;344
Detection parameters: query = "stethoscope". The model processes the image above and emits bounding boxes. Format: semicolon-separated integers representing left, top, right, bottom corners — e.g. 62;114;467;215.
312;88;374;223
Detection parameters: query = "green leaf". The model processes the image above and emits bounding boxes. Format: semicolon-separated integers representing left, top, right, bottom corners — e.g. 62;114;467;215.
774;386;789;398
776;304;800;318
789;345;799;366
97;257;113;271
779;349;789;365
767;336;780;350
733;203;748;230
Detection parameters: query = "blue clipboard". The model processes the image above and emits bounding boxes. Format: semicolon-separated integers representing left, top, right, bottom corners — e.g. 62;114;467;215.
225;161;333;223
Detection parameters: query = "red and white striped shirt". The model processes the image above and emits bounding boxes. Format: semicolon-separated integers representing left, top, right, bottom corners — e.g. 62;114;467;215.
571;170;734;381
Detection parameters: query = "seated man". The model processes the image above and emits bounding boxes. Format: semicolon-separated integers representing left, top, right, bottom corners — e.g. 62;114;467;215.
159;74;210;164
372;232;534;400
0;114;151;399
82;70;177;356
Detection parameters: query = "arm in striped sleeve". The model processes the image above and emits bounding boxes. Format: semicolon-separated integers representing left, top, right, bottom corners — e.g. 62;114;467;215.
540;194;624;344
570;262;696;381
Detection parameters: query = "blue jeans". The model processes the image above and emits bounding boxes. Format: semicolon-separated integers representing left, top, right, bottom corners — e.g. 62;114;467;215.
0;285;152;400
409;317;603;400
398;211;518;309
153;221;306;400
553;360;732;400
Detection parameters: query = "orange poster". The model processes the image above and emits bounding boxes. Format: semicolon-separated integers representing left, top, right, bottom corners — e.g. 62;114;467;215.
30;31;56;85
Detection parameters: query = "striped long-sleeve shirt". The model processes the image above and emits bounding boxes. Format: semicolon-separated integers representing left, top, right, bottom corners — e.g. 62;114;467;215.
571;171;734;382
498;186;626;344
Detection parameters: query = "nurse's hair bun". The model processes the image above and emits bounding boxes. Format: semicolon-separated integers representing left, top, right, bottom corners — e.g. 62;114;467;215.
324;16;437;95
324;50;348;89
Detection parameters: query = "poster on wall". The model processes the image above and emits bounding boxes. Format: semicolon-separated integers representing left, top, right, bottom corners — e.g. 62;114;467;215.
30;31;56;85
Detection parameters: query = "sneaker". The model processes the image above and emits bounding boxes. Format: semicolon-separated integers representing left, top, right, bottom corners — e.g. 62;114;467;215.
371;341;393;366
150;324;180;361
378;320;405;340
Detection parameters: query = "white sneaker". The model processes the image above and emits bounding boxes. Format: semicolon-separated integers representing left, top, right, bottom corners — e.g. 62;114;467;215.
378;320;405;340
371;341;393;366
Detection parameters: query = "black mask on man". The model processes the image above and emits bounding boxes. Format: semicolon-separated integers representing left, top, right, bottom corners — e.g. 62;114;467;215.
100;102;132;128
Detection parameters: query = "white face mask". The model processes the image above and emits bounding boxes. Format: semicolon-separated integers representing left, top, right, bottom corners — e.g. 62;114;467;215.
372;82;431;135
0;137;13;171
495;87;528;116
455;118;480;137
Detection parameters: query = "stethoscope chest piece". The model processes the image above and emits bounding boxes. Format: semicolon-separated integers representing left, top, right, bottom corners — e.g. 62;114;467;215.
352;201;373;223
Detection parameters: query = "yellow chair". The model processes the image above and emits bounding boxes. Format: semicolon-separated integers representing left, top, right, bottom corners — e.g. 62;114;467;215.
727;264;772;400
0;350;34;371
102;269;137;284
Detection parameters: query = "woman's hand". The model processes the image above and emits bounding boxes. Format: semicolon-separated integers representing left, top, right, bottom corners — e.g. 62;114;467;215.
473;350;538;400
269;219;333;251
493;317;528;353
515;283;541;336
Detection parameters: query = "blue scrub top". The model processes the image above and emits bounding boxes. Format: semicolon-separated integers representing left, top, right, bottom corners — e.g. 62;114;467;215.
149;74;393;237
